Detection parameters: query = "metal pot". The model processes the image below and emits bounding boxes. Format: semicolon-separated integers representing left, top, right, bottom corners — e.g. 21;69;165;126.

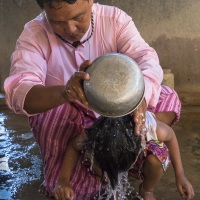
83;53;145;117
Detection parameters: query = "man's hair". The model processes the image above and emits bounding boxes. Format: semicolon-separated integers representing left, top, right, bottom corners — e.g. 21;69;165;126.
83;115;141;189
36;0;77;9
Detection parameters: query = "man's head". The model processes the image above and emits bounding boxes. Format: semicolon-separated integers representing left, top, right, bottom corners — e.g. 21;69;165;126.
84;115;142;190
36;0;93;43
36;0;77;9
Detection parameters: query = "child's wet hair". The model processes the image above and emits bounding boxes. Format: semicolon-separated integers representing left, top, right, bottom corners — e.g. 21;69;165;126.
83;115;141;189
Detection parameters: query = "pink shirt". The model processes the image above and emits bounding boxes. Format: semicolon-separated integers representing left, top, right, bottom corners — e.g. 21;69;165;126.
4;3;163;116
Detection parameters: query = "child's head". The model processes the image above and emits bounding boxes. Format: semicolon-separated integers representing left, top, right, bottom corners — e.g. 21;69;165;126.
83;115;141;189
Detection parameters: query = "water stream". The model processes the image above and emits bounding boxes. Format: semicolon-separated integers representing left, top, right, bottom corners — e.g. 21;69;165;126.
0;110;141;200
1;106;199;199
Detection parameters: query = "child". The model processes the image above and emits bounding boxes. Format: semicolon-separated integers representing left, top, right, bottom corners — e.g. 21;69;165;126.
53;112;194;200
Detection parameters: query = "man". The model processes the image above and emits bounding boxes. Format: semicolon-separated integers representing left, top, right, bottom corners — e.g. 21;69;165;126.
4;0;181;199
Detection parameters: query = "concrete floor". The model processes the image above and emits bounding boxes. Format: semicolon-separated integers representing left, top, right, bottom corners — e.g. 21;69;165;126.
0;95;200;199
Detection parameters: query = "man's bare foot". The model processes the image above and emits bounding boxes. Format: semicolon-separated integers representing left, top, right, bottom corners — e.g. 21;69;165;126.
39;181;53;198
139;183;156;200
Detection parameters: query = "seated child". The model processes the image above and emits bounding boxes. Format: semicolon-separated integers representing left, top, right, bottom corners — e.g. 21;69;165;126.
53;111;194;200
82;115;142;191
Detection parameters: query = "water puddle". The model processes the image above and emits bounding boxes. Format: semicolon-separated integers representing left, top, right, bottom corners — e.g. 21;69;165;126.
0;106;199;199
0;111;142;200
0;112;42;200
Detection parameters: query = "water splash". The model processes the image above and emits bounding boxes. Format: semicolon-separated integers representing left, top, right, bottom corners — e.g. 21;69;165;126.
0;114;9;172
0;113;42;199
93;172;137;200
83;116;143;199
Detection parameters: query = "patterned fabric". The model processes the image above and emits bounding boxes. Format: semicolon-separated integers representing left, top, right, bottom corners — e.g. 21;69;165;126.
129;140;171;179
147;85;182;125
3;1;181;198
28;85;180;199
146;140;171;171
29;103;101;199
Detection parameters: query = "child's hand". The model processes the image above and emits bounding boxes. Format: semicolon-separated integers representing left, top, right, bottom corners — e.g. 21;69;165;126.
176;174;195;200
53;182;75;200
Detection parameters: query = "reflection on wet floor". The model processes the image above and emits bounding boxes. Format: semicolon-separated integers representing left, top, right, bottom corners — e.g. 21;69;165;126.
0;106;200;200
0;109;42;200
0;113;12;199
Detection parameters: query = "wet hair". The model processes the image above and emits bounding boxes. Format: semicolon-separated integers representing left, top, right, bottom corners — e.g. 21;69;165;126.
36;0;77;9
83;115;141;189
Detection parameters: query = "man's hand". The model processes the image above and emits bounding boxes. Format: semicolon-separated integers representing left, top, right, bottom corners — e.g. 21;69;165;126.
131;98;147;135
62;60;92;106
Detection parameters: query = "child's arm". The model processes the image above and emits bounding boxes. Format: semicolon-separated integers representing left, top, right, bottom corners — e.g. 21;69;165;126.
155;119;195;200
53;132;88;200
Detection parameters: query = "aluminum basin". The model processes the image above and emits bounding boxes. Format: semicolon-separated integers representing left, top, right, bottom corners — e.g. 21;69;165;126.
83;53;145;117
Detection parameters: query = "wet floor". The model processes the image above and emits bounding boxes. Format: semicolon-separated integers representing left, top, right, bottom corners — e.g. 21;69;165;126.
0;102;200;200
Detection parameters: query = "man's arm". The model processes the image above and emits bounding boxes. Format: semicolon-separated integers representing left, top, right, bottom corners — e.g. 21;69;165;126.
23;61;91;114
24;85;66;114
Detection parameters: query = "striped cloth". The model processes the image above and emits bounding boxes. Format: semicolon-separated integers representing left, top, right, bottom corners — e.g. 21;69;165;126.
29;103;100;199
29;85;181;199
147;85;182;125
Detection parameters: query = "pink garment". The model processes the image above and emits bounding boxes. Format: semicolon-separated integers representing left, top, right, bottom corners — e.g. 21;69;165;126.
29;85;181;199
148;85;182;125
3;2;181;199
4;3;163;116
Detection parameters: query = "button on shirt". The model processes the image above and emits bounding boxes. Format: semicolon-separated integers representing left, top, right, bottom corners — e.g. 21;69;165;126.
4;3;163;116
